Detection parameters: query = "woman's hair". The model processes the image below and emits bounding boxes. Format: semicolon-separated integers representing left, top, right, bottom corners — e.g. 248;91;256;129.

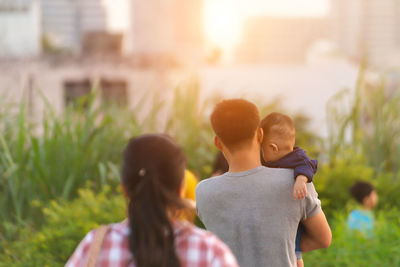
213;151;229;175
122;134;186;267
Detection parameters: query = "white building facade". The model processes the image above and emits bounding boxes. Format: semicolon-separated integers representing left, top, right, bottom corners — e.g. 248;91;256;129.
330;0;400;67
131;0;205;65
0;0;41;57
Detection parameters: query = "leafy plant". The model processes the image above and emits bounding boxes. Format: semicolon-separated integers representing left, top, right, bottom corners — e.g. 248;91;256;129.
0;187;125;267
326;64;400;174
0;92;131;224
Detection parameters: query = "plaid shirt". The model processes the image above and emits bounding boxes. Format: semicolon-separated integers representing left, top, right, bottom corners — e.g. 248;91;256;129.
66;220;238;267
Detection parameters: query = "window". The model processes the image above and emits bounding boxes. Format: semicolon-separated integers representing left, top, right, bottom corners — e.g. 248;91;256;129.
100;79;128;106
64;79;91;107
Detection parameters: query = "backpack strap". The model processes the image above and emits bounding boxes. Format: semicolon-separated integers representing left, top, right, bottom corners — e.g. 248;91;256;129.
85;225;110;267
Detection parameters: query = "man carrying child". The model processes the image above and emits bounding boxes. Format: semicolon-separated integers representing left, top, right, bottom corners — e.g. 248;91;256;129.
196;99;331;267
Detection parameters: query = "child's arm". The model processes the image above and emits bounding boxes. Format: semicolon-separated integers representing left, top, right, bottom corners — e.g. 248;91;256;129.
292;148;318;200
294;175;308;200
294;158;318;183
263;147;318;199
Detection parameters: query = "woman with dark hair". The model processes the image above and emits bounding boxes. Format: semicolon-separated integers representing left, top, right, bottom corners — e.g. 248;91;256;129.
211;151;229;177
66;134;238;267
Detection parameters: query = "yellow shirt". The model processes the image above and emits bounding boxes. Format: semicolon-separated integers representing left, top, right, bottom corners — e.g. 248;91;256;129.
179;170;198;222
183;170;198;201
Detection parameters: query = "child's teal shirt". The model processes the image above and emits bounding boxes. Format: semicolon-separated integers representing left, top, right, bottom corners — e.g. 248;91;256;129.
347;209;374;235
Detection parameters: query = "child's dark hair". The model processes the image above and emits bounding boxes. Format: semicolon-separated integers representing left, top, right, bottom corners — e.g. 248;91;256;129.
121;134;186;267
213;151;229;174
211;99;260;150
350;181;375;204
260;112;295;142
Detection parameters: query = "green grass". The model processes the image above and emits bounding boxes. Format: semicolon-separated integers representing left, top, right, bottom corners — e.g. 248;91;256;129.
304;210;400;266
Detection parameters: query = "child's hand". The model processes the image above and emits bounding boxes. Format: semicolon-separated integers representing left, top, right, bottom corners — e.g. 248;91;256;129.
293;175;308;200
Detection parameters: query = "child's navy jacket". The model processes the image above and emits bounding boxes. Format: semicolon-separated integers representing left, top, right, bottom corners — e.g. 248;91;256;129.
263;147;318;183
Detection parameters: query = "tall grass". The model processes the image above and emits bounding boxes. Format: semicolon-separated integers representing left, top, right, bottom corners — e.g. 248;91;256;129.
326;65;400;174
0;84;221;226
319;65;400;218
0;80;345;227
165;83;217;175
0;92;133;224
4;68;398;226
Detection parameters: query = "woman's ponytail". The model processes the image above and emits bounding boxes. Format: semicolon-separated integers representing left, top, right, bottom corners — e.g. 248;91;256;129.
122;135;186;267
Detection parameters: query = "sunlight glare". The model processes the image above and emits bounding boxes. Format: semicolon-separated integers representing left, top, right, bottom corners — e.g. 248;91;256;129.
205;1;243;49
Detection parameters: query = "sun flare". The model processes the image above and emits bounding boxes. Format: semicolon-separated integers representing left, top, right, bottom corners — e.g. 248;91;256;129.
204;1;243;49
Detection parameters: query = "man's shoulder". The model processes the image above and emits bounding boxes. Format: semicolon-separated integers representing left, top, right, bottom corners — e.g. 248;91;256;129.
196;175;224;195
196;167;295;192
259;166;295;182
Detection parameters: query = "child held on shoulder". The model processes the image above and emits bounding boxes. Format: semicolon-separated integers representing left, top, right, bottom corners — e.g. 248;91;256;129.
260;112;318;267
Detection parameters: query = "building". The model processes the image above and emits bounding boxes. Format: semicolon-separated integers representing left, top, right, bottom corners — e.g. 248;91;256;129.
1;0;205;62
0;0;205;122
235;17;329;63
131;0;205;66
330;0;400;67
0;56;187;125
41;0;115;53
0;0;41;57
0;0;132;56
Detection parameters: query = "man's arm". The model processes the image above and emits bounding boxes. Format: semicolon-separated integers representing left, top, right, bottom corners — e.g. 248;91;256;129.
300;210;332;252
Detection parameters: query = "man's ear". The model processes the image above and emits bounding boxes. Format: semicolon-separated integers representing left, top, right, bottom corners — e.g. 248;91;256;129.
214;136;223;150
270;143;279;153
257;128;264;144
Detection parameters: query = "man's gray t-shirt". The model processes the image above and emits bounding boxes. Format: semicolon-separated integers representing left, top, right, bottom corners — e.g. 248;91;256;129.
195;166;321;267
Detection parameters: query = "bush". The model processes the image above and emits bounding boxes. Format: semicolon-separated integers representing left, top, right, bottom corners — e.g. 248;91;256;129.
314;151;375;219
0;187;125;267
304;209;400;266
314;149;400;219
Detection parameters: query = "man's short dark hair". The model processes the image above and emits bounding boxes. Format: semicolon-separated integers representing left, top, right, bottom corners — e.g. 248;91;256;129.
211;99;260;150
260;112;295;143
350;181;374;204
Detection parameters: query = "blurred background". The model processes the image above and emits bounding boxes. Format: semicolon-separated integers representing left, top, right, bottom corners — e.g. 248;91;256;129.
1;0;400;266
3;0;400;134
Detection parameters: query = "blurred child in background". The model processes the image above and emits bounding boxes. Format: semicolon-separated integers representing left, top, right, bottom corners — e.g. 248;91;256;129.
347;181;378;236
182;152;229;222
181;170;198;221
